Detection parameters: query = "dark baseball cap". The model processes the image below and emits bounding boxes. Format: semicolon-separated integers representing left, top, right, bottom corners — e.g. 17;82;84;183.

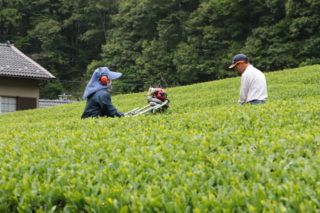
228;54;249;69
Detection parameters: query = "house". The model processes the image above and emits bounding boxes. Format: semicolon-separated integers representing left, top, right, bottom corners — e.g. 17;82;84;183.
0;42;55;114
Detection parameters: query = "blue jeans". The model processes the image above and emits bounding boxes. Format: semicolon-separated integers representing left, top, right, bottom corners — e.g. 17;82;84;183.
248;100;266;105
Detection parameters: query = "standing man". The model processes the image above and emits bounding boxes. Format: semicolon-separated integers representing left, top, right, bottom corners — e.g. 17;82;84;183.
81;67;124;118
228;54;267;105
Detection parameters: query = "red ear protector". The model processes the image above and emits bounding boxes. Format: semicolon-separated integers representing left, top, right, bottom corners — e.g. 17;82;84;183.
100;75;110;85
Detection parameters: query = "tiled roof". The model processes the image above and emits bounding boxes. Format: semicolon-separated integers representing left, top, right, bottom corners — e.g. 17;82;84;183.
0;43;55;80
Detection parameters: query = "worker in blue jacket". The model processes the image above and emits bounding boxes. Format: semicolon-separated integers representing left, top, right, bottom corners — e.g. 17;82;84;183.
81;67;124;119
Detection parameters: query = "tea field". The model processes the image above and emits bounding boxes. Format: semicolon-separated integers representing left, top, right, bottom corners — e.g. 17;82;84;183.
1;65;320;212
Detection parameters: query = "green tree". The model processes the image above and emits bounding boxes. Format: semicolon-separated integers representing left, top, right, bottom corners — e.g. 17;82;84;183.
97;0;200;92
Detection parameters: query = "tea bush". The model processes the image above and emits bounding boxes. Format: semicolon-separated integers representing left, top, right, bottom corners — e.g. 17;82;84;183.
0;65;320;212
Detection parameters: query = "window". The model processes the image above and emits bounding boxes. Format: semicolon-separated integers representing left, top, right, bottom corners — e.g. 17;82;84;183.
0;96;17;114
0;96;37;113
16;97;37;110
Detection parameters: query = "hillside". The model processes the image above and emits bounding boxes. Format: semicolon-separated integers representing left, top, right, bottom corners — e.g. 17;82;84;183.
0;65;320;212
4;1;320;97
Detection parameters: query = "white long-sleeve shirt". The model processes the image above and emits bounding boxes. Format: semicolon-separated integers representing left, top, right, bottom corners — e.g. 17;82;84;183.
238;65;267;105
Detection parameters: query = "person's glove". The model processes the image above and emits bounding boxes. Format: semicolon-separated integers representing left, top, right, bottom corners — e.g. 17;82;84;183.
116;111;124;117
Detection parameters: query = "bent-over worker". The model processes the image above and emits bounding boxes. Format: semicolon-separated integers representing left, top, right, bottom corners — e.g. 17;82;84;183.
81;67;124;118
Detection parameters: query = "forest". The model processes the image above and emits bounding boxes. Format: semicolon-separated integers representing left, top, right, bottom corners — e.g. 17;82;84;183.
1;0;320;98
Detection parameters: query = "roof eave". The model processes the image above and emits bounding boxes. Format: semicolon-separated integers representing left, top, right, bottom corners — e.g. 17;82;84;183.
0;74;56;81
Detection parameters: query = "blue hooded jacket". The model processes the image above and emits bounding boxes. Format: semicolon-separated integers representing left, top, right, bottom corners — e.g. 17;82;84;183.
81;67;123;118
